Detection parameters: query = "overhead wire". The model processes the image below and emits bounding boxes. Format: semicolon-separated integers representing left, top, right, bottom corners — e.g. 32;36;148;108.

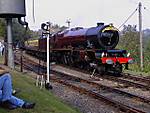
118;7;138;29
32;0;35;23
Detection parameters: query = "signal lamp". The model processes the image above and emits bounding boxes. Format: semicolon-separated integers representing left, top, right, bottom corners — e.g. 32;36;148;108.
41;23;48;31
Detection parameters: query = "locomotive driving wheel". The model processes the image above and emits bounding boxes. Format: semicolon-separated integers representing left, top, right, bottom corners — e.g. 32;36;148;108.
97;65;105;75
115;63;122;75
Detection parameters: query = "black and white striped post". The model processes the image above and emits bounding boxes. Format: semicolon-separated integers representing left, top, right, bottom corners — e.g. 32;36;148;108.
41;22;53;90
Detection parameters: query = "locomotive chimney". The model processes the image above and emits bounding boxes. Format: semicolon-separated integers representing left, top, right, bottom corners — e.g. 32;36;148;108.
97;23;104;26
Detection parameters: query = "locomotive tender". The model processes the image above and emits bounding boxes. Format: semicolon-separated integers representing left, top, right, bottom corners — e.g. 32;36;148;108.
25;23;133;75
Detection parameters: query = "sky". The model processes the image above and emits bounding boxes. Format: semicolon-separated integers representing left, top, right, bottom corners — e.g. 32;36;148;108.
25;0;150;31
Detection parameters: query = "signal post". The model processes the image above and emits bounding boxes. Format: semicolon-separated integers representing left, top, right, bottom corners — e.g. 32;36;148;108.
41;22;53;90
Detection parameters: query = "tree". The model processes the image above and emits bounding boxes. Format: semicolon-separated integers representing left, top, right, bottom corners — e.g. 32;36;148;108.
50;24;68;33
0;19;6;39
12;19;32;45
118;25;140;64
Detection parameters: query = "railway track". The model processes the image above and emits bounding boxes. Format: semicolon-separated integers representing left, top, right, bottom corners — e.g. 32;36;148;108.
50;70;150;113
19;53;150;89
102;75;149;90
122;73;150;85
53;64;150;100
58;64;150;88
14;51;150;113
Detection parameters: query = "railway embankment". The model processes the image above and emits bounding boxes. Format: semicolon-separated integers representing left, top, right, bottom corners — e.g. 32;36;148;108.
0;57;80;113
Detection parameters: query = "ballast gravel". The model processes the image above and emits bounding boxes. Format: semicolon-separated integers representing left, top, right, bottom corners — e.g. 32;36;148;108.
51;81;123;113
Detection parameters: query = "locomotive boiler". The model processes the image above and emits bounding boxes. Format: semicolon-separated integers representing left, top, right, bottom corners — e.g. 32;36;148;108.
51;23;119;50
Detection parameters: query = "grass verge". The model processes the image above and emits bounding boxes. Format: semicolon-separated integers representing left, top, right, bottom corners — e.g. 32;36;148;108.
0;57;80;113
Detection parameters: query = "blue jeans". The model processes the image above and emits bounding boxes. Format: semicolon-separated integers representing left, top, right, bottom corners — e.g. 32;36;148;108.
0;73;24;107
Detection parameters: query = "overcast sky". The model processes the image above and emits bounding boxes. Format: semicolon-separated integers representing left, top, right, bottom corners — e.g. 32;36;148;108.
25;0;150;30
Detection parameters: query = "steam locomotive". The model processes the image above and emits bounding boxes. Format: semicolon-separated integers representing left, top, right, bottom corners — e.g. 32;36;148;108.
25;23;133;75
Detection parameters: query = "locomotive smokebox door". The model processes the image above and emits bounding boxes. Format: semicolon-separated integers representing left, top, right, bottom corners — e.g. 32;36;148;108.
0;0;26;18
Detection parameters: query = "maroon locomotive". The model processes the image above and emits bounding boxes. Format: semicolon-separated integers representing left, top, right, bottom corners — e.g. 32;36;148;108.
25;23;133;75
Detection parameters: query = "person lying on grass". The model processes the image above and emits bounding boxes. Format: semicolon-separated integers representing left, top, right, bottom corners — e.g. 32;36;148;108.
0;67;35;110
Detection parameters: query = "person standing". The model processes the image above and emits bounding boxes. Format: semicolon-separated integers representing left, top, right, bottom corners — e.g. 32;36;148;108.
0;41;3;56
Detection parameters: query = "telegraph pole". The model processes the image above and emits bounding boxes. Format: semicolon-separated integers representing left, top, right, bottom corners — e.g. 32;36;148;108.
138;2;144;71
66;19;71;28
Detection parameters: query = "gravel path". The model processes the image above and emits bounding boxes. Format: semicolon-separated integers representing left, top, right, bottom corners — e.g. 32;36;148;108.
51;81;123;113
